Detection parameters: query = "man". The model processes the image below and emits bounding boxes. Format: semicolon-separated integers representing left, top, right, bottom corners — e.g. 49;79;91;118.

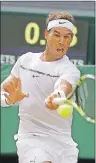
1;11;80;163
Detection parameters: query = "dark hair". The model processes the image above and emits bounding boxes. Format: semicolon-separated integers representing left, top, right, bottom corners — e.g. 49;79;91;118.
46;11;75;27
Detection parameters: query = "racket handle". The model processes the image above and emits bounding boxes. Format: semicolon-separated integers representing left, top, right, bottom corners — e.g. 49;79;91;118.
52;97;66;105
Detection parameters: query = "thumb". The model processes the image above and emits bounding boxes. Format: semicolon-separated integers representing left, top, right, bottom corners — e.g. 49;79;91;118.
22;93;29;98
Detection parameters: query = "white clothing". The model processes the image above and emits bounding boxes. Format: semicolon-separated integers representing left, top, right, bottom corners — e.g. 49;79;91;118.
11;52;80;163
16;135;79;163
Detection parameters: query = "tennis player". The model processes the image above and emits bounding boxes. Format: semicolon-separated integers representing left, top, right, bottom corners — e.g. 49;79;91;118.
1;11;80;163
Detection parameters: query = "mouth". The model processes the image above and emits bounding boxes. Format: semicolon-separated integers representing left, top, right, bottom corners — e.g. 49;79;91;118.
57;48;64;52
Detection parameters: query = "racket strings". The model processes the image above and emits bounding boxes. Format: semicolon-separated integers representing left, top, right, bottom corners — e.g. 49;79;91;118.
75;76;96;123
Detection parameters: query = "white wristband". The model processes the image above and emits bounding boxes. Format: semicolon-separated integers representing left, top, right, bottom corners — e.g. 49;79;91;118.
52;89;67;105
1;91;10;107
52;97;66;105
44;89;66;105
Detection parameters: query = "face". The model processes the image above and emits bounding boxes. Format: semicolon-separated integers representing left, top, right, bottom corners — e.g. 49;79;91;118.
44;27;73;60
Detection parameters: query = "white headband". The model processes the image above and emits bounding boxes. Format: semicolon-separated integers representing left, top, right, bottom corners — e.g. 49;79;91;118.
47;19;74;33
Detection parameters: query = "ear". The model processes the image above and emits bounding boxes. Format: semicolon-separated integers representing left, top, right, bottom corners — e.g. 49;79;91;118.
44;29;49;39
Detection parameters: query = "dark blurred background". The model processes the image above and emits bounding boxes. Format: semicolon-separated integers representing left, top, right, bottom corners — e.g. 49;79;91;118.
1;1;95;163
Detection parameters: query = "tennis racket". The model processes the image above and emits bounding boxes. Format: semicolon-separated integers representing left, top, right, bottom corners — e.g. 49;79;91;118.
53;74;96;124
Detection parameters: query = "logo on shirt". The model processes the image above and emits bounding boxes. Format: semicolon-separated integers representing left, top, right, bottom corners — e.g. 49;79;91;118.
20;65;59;78
32;75;39;78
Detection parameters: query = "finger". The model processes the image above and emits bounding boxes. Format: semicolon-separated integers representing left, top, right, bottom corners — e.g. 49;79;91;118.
46;102;52;109
45;95;57;107
20;93;29;99
8;82;16;93
3;83;14;93
17;78;21;91
48;96;57;104
46;101;58;110
49;94;58;101
51;103;58;110
4;93;13;104
22;93;29;98
10;79;17;91
4;93;10;99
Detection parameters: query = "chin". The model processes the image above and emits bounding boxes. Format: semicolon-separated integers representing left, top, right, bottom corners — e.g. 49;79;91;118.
55;56;63;60
56;53;65;58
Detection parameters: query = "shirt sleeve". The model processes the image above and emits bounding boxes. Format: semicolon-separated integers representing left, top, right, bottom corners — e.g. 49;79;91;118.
11;52;33;78
11;55;23;78
54;68;81;90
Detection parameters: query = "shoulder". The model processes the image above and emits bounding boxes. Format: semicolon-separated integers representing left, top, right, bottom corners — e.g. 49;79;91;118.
18;52;41;64
19;52;34;60
60;56;81;78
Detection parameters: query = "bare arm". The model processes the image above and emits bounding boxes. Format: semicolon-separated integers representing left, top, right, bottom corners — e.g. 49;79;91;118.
45;79;72;110
57;79;72;96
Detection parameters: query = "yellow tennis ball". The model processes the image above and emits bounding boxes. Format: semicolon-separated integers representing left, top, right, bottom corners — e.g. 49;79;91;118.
57;104;73;118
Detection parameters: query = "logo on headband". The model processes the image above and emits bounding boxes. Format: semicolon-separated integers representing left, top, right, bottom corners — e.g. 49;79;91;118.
59;22;67;24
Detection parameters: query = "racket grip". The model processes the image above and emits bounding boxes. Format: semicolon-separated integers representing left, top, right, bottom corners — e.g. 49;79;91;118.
52;97;66;105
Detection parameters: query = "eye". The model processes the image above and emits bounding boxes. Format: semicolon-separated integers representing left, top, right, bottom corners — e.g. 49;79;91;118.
54;34;60;37
64;35;69;39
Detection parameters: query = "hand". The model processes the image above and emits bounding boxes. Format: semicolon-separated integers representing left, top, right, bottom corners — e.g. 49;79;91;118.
4;78;29;105
3;78;17;94
45;93;59;110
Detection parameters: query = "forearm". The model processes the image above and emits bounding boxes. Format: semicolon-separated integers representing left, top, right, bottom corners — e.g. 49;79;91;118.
54;79;72;98
1;74;16;107
55;79;72;95
45;79;72;109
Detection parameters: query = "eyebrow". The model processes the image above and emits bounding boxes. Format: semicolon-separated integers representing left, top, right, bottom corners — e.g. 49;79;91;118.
54;30;72;36
54;30;60;34
64;33;72;35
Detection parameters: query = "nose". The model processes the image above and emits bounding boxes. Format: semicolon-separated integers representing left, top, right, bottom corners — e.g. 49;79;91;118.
59;37;64;45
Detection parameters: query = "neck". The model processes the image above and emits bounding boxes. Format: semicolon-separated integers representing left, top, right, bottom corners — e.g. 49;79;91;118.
42;51;55;62
41;47;63;62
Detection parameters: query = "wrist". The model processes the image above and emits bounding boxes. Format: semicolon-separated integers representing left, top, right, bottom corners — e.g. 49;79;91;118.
5;97;12;105
53;89;66;98
1;91;10;107
52;90;67;105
